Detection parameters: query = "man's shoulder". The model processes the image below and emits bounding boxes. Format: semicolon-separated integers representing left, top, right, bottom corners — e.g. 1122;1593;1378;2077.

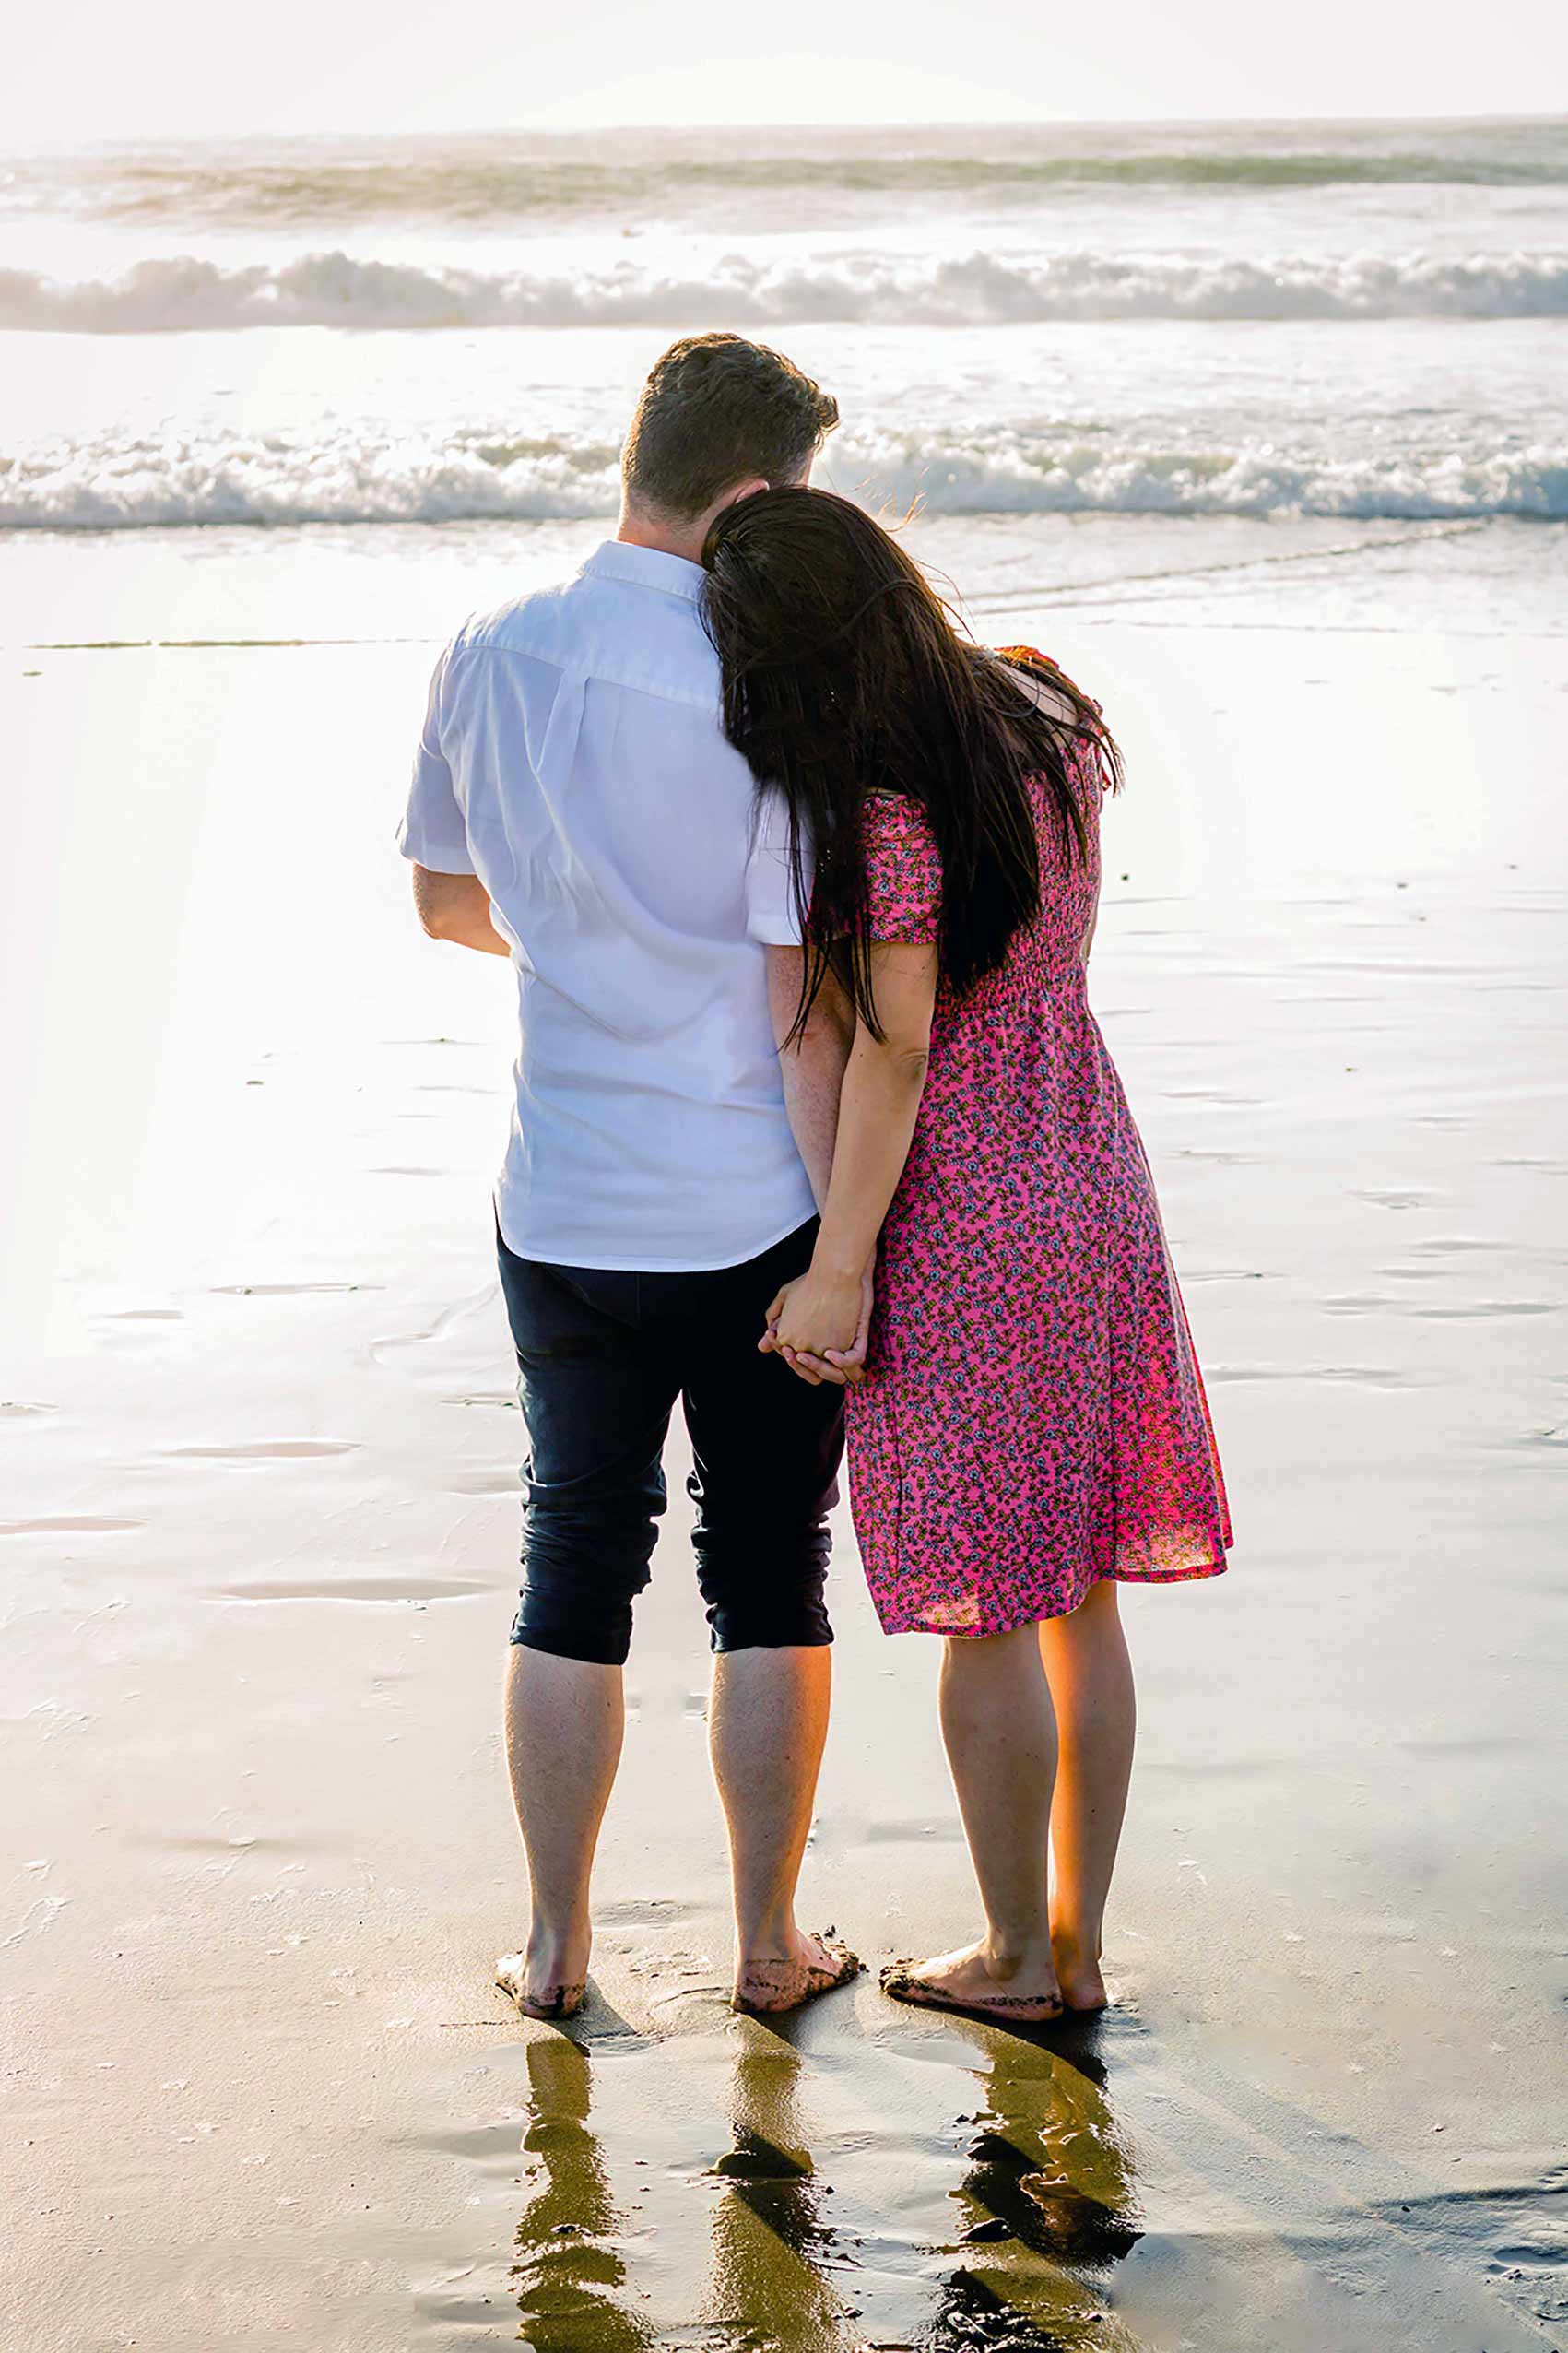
448;573;584;663
442;568;718;709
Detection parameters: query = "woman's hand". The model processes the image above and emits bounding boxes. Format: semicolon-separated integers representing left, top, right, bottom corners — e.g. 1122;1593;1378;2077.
760;1266;873;1388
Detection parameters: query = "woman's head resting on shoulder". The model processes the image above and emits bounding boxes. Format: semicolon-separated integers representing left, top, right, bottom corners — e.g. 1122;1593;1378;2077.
700;485;1118;1037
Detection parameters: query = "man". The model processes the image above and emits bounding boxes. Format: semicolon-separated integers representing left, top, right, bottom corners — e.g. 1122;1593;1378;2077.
399;334;862;2020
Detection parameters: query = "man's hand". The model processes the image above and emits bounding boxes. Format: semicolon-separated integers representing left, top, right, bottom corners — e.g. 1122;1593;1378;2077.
760;1268;873;1388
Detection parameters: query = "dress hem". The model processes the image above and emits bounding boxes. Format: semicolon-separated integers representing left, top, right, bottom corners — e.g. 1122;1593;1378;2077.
873;1552;1229;1639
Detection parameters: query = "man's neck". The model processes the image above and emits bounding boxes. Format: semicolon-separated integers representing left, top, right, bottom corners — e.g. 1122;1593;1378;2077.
615;506;704;566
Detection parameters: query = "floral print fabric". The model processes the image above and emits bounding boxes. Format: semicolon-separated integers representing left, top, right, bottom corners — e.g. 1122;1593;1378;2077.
847;667;1232;1636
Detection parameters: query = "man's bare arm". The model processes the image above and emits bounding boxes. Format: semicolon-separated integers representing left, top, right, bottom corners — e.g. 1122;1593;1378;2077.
763;946;874;1388
411;865;511;957
766;947;853;1210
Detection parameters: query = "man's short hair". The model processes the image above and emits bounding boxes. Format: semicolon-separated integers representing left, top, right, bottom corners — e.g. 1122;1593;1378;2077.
620;334;839;522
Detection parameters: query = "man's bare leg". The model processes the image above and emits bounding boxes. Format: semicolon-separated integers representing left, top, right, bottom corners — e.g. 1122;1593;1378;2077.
709;1646;856;2012
498;1645;623;2017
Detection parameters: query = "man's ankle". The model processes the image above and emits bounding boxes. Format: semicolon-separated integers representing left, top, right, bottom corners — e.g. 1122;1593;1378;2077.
736;1910;803;1960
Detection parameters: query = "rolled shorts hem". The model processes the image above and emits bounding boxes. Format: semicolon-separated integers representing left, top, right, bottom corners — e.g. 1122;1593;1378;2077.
709;1625;834;1654
509;1617;632;1668
509;1616;835;1664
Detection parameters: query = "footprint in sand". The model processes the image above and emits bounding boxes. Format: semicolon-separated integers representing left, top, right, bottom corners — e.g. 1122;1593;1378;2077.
1410;1300;1560;1320
0;1516;145;1536
209;1283;385;1296
164;1441;361;1460
443;1468;522;1495
210;1575;489;1602
1208;1364;1411;1389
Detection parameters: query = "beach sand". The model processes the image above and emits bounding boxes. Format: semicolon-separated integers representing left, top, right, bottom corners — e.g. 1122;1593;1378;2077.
2;518;1565;2350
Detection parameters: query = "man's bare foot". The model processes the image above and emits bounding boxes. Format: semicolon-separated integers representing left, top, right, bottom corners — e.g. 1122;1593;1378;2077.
732;1928;862;2016
495;1945;588;2022
1050;1926;1109;2013
880;1935;1063;2024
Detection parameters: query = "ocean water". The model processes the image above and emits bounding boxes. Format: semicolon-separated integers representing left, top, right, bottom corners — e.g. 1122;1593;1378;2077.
1;116;1565;551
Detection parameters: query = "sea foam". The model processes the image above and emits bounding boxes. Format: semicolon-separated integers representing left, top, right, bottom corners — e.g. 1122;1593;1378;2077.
4;246;1568;333
6;422;1565;529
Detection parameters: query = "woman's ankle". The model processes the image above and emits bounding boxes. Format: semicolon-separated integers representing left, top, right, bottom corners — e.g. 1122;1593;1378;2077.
1050;1920;1110;2008
983;1923;1055;1981
525;1914;592;1977
1049;1915;1102;1963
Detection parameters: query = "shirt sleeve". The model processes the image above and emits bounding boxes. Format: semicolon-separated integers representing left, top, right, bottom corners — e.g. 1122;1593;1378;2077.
743;786;807;946
862;792;942;944
396;646;477;875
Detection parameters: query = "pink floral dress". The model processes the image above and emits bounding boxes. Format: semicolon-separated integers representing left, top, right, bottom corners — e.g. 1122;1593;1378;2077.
848;663;1232;1636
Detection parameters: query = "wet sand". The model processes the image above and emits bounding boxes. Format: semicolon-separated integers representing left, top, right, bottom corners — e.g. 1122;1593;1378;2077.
3;528;1566;2349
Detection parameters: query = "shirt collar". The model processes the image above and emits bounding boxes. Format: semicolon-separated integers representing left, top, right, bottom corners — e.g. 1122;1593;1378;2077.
582;539;705;603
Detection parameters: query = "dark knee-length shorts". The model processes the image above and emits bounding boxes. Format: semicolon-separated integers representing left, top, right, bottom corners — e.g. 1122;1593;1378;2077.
496;1218;843;1666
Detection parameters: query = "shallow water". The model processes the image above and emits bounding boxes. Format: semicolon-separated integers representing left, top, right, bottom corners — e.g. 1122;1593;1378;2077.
5;116;1568;526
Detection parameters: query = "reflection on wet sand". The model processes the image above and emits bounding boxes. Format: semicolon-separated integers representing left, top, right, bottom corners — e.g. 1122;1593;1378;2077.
940;2021;1145;2350
512;2035;654;2352
510;2008;1149;2351
705;2026;847;2350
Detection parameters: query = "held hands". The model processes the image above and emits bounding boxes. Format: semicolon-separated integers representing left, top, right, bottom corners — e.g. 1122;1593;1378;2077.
760;1265;874;1389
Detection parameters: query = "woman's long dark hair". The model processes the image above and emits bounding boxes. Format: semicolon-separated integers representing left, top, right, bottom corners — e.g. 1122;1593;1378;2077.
701;487;1120;1040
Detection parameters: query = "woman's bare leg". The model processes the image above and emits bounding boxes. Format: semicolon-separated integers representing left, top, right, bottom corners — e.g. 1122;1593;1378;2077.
886;1624;1061;2017
1037;1578;1137;2009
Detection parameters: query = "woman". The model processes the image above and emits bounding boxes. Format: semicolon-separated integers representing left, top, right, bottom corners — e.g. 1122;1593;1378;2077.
701;489;1232;2023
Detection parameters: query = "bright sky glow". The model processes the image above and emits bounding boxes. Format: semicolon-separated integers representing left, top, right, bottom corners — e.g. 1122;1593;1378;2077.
4;0;1566;142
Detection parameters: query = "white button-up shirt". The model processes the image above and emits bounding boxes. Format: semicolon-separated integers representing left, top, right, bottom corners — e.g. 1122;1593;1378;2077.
399;540;815;1272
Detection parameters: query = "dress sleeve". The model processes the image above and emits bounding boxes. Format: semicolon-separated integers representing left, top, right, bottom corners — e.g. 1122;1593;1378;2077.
862;792;942;945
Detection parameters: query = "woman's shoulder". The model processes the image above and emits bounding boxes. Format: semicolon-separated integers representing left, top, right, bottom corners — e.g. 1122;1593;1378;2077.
992;644;1099;727
992;645;1111;805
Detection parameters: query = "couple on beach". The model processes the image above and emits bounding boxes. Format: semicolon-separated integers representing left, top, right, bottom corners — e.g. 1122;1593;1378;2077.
400;335;1231;2029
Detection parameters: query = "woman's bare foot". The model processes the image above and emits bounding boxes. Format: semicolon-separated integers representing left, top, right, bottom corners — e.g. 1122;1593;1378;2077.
880;1935;1063;2023
1050;1926;1109;2012
495;1933;589;2021
732;1927;862;2016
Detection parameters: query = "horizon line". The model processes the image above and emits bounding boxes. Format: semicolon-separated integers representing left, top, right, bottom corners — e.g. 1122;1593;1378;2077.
8;106;1567;152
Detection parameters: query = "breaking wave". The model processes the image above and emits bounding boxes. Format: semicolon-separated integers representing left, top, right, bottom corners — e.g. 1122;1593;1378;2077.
3;245;1568;333
6;421;1565;530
